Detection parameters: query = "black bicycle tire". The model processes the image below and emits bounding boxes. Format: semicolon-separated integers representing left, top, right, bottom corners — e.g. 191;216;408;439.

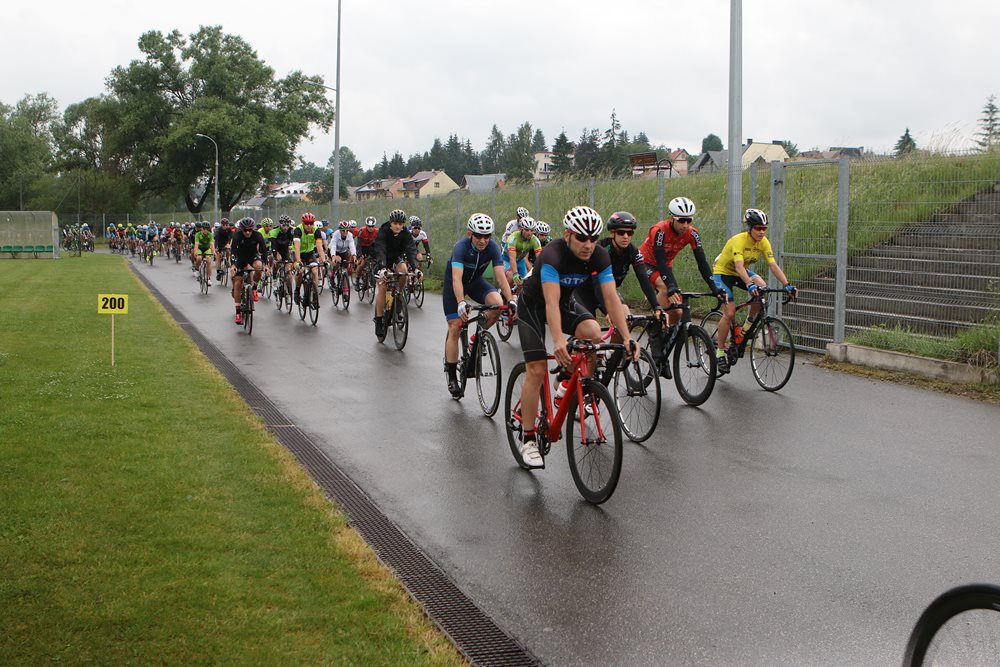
414;281;425;308
331;269;341;306
392;295;408;350
308;283;319;326
673;324;717;406
613;347;661;443
245;295;254;336
750;316;795;391
455;328;469;399
341;271;351;310
564;379;623;504
903;584;1000;667
476;332;502;417
503;362;528;466
497;311;513;342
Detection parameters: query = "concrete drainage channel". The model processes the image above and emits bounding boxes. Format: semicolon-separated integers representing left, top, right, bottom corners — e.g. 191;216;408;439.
131;265;540;667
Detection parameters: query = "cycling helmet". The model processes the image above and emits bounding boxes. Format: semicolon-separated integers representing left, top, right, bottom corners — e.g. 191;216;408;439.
408;216;422;227
535;221;551;235
365;216;377;227
301;212;316;224
349;219;358;228
388;209;407;223
745;208;768;227
108;223;116;229
339;220;350;230
238;217;255;230
562;206;603;236
467;213;495;235
261;217;273;227
82;223;89;229
668;197;696;218
518;216;536;231
321;219;329;226
221;217;229;225
516;206;529;219
279;215;292;226
607;211;638;230
214;222;222;229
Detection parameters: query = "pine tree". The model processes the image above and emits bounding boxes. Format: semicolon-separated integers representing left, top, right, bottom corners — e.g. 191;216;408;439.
894;128;916;157
531;129;547;152
481;125;505;174
551;131;574;176
976;95;1000;151
504;122;535;183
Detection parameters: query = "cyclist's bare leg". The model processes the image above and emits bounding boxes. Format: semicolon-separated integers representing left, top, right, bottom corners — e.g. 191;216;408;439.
519;360;547;435
445;318;464;364
483;291;504;328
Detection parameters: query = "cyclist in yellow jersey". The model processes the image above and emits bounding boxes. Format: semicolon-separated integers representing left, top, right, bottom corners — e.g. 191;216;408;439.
711;208;797;374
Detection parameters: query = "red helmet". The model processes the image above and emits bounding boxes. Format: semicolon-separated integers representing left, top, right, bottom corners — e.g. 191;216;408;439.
301;212;316;224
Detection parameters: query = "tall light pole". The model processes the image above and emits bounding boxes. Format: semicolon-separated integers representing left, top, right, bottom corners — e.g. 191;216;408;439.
303;0;342;223
195;133;219;224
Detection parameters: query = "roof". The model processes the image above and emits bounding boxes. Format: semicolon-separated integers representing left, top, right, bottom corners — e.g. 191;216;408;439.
242;196;268;208
464;173;506;194
401;170;439;191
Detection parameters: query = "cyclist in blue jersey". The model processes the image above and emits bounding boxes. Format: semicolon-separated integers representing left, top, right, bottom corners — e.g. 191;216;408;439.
443;213;515;397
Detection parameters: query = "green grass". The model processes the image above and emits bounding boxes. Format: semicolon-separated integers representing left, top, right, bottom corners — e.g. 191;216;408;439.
847;318;1000;368
0;255;465;666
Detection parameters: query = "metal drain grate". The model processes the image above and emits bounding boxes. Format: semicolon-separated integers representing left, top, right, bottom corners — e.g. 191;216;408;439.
131;266;540;667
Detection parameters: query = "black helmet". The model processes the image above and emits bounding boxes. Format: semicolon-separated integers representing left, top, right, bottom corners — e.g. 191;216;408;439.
744;208;768;227
607;211;637;230
388;209;407;223
238;217;255;230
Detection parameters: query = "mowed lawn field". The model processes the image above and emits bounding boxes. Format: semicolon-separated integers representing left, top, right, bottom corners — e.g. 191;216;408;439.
0;254;464;666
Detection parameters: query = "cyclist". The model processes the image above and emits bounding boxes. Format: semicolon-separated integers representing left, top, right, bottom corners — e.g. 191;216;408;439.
268;215;295;267
535;221;551;248
349;219;361;238
504;217;541;285
214;218;234;281
356;216;379;277
711;208;797;374
572;211;661;322
515;206;638;469
443;213;515;398
192;221;216;285
504;206;531;239
292;212;327;307
372;209;418;340
230;217;269;325
409;216;431;285
329;220;357;276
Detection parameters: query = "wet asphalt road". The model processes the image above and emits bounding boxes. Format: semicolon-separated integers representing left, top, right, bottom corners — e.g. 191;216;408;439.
128;254;1000;666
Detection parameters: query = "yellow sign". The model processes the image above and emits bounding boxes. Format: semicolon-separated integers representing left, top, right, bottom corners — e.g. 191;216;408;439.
98;294;129;314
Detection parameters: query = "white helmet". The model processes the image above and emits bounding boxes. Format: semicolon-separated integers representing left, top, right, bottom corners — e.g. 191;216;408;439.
535;221;551;235
562;206;603;236
214;222;222;228
518;216;536;231
365;216;377;227
516;206;530;219
467;213;495;235
349;219;358;228
668;196;696;218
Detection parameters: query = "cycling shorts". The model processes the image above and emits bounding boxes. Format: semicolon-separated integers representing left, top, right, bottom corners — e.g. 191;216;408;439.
517;292;595;363
503;255;529;278
234;256;262;272
442;277;497;321
712;271;758;301
196;248;213;256
272;243;292;263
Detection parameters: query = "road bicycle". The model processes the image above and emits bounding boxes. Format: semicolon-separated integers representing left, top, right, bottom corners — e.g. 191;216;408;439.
632;291;719;406
376;270;413;350
316;261;328;296
595;316;662;443
296;262;321;326
238;266;256;335
256;264;272;300
903;583;1000;666
700;288;796;391
273;261;294;314
406;257;430;308
495;280;520;342
504;338;626;504
197;253;212;295
329;258;352;310
452;304;507;416
219;249;232;288
354;258;373;303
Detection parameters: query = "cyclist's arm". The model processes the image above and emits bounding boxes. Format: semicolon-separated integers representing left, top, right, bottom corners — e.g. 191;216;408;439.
652;230;671;281
421;239;430;255
293;237;302;264
734;258;753;287
600;279;636;358
404;235;418;270
691;245;716;288
768;261;790;287
630;252;660;309
451;263;465;302
493;264;513;302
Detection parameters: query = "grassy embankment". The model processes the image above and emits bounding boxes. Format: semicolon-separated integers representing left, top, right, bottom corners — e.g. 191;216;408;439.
0;255;465;666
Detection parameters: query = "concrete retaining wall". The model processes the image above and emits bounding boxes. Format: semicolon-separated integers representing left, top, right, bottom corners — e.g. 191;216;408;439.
826;343;999;384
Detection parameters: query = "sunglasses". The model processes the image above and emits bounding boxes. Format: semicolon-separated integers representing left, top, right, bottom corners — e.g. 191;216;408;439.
751;226;768;232
675;217;693;224
574;233;600;243
613;230;635;237
472;232;491;240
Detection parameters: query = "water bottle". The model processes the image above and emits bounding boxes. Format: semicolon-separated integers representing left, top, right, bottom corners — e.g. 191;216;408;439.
734;324;743;346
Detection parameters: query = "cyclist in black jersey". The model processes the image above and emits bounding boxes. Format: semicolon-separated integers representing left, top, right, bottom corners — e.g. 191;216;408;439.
269;215;295;266
372;208;418;339
515;206;638;469
214;219;233;281
230;217;269;324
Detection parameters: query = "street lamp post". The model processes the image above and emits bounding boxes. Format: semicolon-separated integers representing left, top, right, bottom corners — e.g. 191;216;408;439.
303;0;342;223
195;133;220;225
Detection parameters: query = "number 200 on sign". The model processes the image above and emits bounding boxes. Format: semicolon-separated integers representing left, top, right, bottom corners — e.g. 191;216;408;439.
98;294;128;314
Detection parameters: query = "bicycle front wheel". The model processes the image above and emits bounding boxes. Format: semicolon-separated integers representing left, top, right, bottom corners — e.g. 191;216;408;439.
903;584;1000;667
244;295;254;336
341;272;351;310
308;284;320;326
475;332;502;417
414;280;425;308
496;311;513;342
750;317;795;391
565;379;623;504
673;324;717;406
613;347;661;443
392;297;408;349
503;362;527;466
331;272;341;306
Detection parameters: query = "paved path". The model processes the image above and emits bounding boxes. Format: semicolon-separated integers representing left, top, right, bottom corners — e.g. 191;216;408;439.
130;254;1000;666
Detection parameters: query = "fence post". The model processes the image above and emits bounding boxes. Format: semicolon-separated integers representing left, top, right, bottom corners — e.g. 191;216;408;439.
749;164;758;209
833;157;850;343
589;177;595;209
534;183;541;218
455;190;462;240
491;188;496;222
658;169;665;221
769;161;784;314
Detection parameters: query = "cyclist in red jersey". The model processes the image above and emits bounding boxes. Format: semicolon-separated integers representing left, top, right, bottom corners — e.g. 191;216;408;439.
356;216;379;276
639;196;726;327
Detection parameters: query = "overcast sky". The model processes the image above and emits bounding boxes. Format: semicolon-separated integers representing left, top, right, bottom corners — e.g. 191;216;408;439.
5;0;999;169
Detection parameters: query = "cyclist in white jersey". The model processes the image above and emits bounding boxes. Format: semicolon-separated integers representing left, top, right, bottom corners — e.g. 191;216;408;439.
329;220;357;273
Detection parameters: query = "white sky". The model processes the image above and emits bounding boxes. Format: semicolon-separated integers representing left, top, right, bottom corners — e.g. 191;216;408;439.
4;0;999;169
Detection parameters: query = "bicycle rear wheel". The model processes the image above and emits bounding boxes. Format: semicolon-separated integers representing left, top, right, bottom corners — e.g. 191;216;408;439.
503;362;527;466
904;584;1000;667
243;292;254;336
673;324;717;406
565;379;623;504
392;296;408;349
496;311;513;342
475;332;502;417
200;263;209;294
308;283;320;326
750;317;795;391
414;280;425;308
613;347;661;443
298;282;308;320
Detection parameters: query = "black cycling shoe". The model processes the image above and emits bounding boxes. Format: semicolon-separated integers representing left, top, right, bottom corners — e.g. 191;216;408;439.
715;354;730;377
447;377;464;399
659;361;672;380
374;318;387;339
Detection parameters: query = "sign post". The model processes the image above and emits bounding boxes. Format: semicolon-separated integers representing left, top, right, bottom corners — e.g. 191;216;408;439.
97;294;128;366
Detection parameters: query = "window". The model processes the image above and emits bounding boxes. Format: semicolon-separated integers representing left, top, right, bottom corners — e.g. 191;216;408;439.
434;181;440;188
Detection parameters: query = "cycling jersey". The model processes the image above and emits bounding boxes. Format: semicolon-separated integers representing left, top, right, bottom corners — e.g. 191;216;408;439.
193;230;214;250
372;221;417;270
293;225;322;254
268;227;294;247
504;231;541;262
215;227;234;249
358;227;378;248
575;238;658;311
329;230;357;256
410;229;430;254
503;219;520;238
447;237;503;285
713;231;775;276
521;239;614;306
639;219;715;293
231;230;269;267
